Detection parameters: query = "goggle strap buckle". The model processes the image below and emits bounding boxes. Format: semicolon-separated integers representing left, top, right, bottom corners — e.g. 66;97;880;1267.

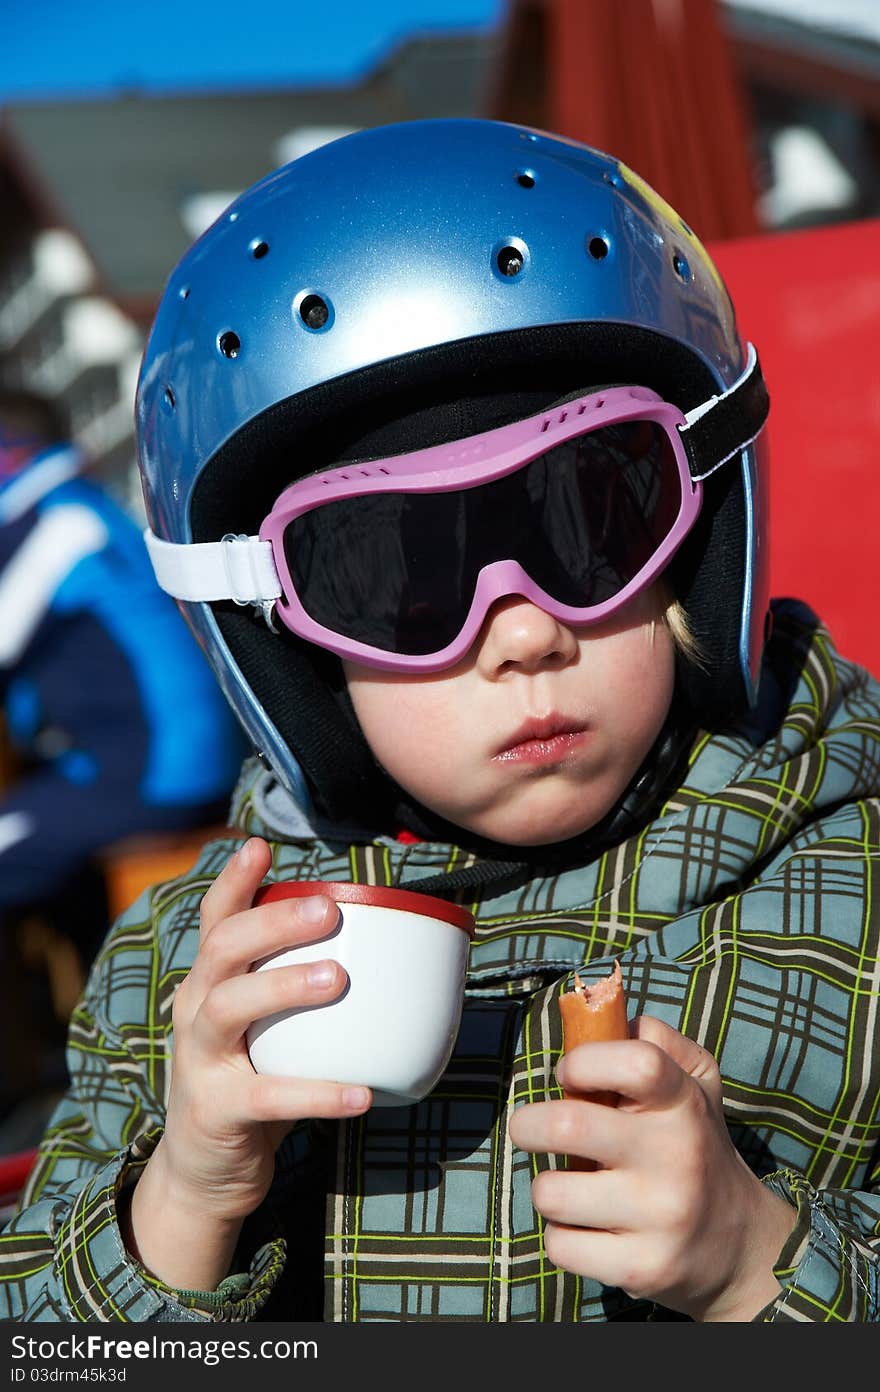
143;527;282;605
259;598;280;633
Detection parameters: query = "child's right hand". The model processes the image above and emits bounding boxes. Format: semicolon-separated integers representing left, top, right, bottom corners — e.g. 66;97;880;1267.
122;837;372;1289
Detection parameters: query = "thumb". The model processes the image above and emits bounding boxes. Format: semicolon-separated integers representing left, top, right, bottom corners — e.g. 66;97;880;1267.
633;1014;723;1105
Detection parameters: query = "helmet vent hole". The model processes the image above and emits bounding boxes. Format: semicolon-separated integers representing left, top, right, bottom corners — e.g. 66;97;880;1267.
673;252;692;282
587;236;609;260
496;245;524;277
516;171;536;189
249;240;270;260
178;286;190;300
218;331;241;359
603;171;622;189
162;386;176;412
299;294;330;330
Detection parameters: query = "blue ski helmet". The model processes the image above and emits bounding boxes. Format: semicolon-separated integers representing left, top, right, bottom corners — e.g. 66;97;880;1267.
136;118;769;827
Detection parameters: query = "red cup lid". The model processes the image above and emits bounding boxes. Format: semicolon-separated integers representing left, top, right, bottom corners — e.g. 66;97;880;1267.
253;880;475;937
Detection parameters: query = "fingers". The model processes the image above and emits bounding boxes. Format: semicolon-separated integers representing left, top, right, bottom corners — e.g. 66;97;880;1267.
186;1059;374;1133
511;1021;724;1169
194;957;346;1055
179;841;351;1072
199;838;273;941
248;1073;372;1126
633;1015;722;1103
193;893;340;995
528;1166;632;1233
541;1223;654;1298
509;1096;627;1170
556;1032;716;1111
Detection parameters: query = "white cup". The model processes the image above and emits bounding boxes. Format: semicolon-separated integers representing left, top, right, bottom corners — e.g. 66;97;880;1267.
246;881;474;1107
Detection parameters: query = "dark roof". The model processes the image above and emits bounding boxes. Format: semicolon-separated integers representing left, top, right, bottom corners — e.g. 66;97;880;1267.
725;0;880;69
1;31;496;304
724;1;880;112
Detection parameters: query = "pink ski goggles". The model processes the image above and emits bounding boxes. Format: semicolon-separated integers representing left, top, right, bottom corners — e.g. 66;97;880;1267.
146;347;766;672
260;383;706;672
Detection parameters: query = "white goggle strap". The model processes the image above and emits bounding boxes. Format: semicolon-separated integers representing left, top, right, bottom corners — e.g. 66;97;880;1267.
144;528;282;620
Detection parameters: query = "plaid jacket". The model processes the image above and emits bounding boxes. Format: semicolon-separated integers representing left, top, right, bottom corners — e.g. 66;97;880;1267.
2;600;879;1323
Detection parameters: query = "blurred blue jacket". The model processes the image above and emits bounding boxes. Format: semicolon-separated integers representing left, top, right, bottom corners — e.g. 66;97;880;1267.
0;444;245;908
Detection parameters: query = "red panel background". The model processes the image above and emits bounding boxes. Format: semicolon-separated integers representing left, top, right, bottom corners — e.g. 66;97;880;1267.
709;218;880;678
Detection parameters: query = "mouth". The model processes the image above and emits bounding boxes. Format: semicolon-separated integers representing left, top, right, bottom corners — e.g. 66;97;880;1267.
493;714;591;767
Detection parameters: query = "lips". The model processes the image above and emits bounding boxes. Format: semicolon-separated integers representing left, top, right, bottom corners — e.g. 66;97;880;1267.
493;713;590;764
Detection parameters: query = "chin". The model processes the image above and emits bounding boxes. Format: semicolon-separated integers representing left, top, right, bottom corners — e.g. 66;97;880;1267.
463;796;614;848
493;821;601;848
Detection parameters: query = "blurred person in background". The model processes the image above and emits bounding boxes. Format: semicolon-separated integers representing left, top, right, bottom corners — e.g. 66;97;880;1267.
0;385;245;1128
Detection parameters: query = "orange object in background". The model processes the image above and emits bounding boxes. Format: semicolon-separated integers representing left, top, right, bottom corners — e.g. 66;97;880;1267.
98;824;231;923
710;218;880;679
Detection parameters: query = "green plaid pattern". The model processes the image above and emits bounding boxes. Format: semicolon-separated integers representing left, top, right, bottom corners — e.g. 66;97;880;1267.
1;600;879;1322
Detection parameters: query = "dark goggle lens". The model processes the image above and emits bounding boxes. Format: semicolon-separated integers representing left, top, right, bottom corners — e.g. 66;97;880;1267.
283;420;681;655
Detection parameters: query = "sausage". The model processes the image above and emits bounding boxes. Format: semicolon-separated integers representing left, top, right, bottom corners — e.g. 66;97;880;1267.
558;960;629;1169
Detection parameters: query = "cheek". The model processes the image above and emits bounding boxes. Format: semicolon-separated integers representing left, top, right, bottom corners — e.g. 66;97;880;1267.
608;628;676;743
345;675;460;788
629;625;675;684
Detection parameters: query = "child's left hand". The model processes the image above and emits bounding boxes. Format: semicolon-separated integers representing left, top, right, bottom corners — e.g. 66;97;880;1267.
508;1016;797;1321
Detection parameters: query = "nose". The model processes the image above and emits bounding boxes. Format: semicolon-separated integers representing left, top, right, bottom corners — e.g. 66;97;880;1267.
475;597;579;678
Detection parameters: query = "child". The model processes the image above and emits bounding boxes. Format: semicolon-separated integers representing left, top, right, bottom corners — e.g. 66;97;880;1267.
1;118;878;1323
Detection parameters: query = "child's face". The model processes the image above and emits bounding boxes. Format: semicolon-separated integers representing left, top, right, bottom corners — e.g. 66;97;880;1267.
344;585;676;846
